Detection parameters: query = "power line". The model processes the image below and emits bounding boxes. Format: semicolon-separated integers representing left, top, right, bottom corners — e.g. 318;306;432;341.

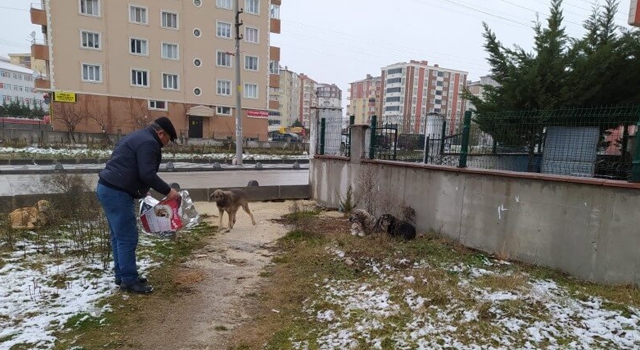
0;6;29;12
282;22;490;71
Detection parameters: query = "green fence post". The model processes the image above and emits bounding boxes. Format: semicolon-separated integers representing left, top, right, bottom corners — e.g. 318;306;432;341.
348;115;355;157
458;110;472;168
369;115;377;159
319;118;326;155
631;120;640;182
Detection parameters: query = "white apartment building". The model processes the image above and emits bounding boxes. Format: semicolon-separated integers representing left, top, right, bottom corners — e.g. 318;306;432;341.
0;61;46;108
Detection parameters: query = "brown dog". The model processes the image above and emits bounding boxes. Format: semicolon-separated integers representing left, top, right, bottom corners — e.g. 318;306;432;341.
8;200;51;230
209;189;256;231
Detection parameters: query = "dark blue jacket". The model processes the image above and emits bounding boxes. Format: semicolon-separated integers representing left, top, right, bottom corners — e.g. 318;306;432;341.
98;126;171;198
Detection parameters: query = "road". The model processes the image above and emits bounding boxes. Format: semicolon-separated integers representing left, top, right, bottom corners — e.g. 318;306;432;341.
0;169;309;196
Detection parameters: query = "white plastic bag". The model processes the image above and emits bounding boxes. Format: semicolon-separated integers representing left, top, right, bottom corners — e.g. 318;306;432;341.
138;190;201;238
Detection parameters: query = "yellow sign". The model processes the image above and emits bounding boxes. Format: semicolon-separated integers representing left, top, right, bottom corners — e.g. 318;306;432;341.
53;91;77;103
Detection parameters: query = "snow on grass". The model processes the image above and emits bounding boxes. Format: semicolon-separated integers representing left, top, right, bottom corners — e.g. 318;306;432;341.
0;233;160;349
0;146;308;161
295;250;640;349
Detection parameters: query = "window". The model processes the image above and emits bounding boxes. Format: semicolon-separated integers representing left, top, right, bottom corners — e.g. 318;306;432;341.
81;31;100;49
385;97;401;103
130;38;148;55
129;5;147;24
387;68;403;75
80;0;99;16
216;51;232;67
216;22;232;38
131;69;149;87
217;0;232;9
149;100;167;110
387;77;402;84
245;0;259;14
161;11;178;29
161;43;179;60
270;4;280;18
269;60;279;75
244;56;258;71
386;87;401;93
385;106;400;112
244;83;258;99
217;106;232;115
217;80;231;96
162;73;179;90
82;63;102;82
436;81;443;86
245;27;259;43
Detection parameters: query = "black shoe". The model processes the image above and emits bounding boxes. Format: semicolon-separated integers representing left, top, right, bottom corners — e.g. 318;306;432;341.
120;281;153;294
115;276;148;286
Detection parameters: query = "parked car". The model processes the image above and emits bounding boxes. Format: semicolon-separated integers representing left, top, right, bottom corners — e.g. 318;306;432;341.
269;131;302;143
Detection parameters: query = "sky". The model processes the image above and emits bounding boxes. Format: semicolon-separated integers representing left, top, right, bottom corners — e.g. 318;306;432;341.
0;0;636;111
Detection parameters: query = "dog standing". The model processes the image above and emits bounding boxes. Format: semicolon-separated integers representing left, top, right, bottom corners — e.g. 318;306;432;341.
348;209;377;237
209;188;256;231
8;200;51;230
376;213;416;240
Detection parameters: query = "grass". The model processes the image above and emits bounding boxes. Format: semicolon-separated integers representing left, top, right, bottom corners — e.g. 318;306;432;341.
50;222;218;350
228;210;640;350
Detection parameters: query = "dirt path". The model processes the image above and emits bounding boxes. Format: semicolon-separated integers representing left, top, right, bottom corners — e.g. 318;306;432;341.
126;200;309;350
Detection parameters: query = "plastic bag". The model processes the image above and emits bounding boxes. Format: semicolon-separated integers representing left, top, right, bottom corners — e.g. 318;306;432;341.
138;190;201;238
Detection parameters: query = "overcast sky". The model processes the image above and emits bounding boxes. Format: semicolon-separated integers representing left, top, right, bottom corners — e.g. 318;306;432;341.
0;0;636;109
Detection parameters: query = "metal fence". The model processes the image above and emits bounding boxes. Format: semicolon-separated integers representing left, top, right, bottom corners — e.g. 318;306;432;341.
316;105;640;182
314;108;348;156
464;105;640;181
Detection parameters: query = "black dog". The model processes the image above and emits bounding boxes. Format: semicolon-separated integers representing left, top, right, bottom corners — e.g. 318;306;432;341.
376;214;416;240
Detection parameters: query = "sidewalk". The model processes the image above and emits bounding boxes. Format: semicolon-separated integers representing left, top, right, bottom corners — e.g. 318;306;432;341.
0;161;309;174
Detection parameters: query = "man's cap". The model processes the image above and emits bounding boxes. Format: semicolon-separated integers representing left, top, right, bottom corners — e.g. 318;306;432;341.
154;116;177;142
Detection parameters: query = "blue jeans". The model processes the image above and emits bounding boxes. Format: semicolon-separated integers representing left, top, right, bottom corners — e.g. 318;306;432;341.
96;182;140;284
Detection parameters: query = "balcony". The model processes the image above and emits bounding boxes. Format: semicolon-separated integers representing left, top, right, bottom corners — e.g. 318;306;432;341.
34;77;51;90
270;46;280;61
31;43;49;61
270;18;281;34
269;100;280;110
269;74;280;88
30;6;46;26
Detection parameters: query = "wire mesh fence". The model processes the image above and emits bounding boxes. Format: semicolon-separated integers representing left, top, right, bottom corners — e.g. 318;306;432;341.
467;105;640;181
314;105;640;182
314;108;348;157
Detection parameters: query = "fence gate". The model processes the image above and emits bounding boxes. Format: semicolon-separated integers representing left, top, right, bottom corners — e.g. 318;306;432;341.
369;116;398;160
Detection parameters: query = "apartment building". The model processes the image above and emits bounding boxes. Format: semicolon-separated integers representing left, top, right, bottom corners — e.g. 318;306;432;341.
30;0;282;141
466;75;499;111
0;61;46;108
380;60;468;134
298;73;317;128
316;83;341;109
274;67;301;128
347;74;381;125
8;53;47;76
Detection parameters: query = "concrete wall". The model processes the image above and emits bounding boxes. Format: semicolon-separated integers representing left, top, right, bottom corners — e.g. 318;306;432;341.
310;126;640;286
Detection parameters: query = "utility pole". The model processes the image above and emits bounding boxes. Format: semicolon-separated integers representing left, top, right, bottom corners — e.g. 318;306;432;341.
234;0;244;165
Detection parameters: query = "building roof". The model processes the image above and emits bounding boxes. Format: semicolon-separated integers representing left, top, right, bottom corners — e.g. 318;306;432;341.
0;60;35;75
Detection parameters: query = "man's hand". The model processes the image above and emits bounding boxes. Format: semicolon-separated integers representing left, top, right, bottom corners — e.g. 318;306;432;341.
161;188;180;203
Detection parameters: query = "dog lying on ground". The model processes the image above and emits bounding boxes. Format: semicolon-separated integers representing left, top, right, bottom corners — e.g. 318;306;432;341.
348;209;378;237
8;200;51;230
209;188;256;231
376;213;416;240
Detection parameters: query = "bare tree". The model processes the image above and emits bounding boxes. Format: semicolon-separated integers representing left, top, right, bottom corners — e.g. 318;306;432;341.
88;108;115;147
52;103;90;143
127;99;149;131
